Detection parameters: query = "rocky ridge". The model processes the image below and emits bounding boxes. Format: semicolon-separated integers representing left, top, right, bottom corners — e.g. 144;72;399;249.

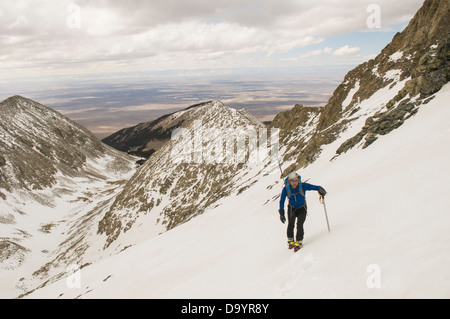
101;101;214;158
0;96;137;295
101;101;266;161
0;96;135;195
97;100;271;249
272;0;449;175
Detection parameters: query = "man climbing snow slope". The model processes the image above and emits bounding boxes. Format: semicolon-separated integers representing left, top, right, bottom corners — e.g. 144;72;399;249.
279;172;327;252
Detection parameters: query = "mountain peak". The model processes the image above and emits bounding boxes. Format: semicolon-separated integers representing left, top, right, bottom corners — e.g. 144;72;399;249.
0;96;134;193
3;95;27;102
2;95;42;111
1;95;51;108
97;99;267;248
102;100;263;158
0;96;138;283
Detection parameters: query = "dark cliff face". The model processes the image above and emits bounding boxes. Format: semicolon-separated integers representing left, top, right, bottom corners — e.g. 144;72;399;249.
102;101;213;158
101;113;183;158
272;0;449;175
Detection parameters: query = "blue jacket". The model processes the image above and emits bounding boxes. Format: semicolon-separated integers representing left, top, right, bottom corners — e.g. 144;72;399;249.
279;182;322;210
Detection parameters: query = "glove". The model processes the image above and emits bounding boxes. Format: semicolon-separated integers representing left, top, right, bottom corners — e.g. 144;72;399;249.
279;209;286;224
318;187;327;197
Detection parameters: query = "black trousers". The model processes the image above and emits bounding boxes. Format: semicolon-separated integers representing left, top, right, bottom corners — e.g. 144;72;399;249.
287;205;307;242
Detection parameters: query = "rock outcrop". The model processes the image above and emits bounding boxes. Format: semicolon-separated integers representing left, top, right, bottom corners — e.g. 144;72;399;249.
272;0;449;174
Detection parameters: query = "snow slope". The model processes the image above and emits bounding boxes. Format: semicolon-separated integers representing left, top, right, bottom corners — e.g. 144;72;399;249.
0;96;139;298
26;83;450;299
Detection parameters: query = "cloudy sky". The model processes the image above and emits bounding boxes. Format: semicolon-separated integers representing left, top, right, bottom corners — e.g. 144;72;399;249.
1;0;426;137
1;0;424;80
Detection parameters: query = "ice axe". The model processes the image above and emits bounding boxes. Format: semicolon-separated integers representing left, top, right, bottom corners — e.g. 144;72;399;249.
319;195;331;234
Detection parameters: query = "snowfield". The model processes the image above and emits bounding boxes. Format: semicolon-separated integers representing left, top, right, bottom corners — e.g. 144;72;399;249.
25;83;450;299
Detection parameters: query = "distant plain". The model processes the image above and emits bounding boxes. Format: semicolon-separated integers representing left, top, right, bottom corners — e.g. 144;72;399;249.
1;66;349;138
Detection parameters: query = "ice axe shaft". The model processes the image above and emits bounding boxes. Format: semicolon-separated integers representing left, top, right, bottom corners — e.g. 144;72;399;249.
320;196;331;234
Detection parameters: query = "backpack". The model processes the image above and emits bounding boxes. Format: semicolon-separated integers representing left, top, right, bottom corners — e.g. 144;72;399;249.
284;177;306;208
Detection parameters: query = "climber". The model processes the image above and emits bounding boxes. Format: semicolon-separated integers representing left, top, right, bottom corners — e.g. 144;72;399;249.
278;171;326;251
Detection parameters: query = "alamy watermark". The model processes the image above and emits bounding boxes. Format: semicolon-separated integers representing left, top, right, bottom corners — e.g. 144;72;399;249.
367;4;381;29
67;3;81;29
366;264;381;289
170;120;280;165
66;264;81;289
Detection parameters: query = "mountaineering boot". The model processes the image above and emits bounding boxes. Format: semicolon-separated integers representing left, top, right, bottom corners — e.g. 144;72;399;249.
294;241;303;252
287;238;295;249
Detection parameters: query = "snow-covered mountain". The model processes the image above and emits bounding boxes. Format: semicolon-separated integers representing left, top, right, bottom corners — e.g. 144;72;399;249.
1;0;449;299
1;97;277;298
97;100;271;251
101;100;266;159
100;101;214;158
23;81;450;299
273;0;449;173
0;96;138;296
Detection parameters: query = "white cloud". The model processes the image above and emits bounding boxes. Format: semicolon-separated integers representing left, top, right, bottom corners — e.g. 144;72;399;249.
300;49;324;58
300;47;333;58
0;0;424;77
333;45;361;56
